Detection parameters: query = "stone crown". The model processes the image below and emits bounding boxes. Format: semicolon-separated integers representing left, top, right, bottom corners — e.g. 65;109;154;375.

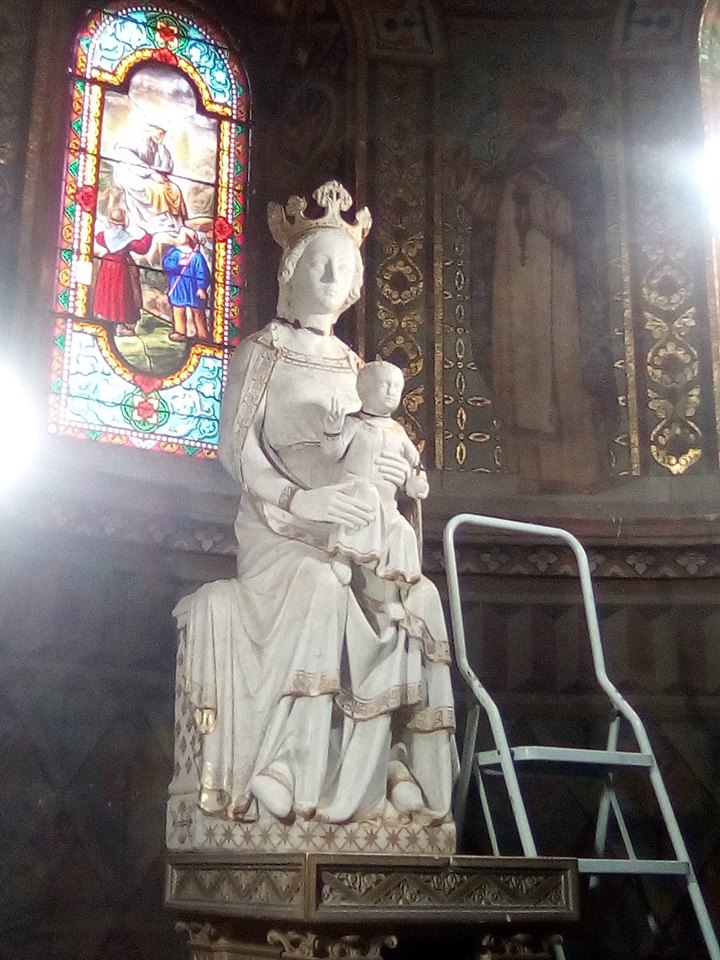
267;180;372;250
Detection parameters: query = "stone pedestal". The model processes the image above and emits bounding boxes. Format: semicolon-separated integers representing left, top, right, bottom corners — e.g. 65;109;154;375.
168;628;456;858
166;853;579;960
168;796;456;856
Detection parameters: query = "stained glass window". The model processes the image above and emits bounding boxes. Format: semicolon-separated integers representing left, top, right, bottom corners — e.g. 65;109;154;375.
49;3;249;456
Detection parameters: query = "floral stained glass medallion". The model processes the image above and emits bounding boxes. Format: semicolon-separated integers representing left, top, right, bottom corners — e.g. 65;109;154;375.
49;4;250;456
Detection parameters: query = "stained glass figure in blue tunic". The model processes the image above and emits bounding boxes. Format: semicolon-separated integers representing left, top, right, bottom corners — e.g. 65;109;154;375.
163;228;211;341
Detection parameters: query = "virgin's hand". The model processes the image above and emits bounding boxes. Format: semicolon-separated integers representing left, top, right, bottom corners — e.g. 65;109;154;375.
376;450;411;488
291;484;375;529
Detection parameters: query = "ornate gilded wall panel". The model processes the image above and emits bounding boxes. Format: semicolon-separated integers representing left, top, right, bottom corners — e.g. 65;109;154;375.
367;61;433;452
623;60;716;474
642;248;702;473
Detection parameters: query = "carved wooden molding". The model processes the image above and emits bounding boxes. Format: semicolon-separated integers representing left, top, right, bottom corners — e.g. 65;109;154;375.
177;921;564;960
267;931;397;960
11;495;720;579
477;933;564;960
165;853;579;925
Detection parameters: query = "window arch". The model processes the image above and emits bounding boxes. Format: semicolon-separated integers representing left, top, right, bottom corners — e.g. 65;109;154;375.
48;3;250;457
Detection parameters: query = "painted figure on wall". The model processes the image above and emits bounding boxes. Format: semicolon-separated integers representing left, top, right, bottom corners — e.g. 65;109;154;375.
455;78;617;494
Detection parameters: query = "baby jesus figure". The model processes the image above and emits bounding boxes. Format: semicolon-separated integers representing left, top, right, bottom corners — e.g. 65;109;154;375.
322;360;429;639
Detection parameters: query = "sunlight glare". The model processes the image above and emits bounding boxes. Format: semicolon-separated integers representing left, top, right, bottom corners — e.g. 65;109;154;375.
0;362;39;491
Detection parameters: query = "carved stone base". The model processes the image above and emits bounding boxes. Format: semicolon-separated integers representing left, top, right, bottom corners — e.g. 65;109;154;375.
167;794;456;856
167;853;577;960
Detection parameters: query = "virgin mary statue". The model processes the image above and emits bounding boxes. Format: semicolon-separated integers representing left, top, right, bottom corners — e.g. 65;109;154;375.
168;182;457;854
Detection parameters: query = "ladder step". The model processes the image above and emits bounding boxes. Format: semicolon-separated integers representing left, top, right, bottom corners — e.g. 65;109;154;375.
577;858;691;876
475;746;654;768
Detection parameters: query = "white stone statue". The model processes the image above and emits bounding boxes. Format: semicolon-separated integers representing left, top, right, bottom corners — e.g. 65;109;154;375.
321;360;429;639
168;181;457;854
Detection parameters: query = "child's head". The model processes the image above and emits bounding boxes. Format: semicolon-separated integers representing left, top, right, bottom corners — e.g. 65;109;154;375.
357;361;404;416
177;227;199;250
108;207;128;228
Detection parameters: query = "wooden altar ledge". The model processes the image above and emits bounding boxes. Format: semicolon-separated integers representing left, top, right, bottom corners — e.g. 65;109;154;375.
166;853;579;960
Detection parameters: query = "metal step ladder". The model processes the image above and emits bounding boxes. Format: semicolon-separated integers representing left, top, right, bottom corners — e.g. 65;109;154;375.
443;513;720;960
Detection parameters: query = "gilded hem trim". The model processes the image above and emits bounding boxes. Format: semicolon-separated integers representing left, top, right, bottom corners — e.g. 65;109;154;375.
402;610;452;664
336;682;423;720
283;670;341;698
253;497;332;551
331;545;421;584
232;339;278;483
361;598;452;664
279;348;355;371
278;483;299;512
407;705;456;733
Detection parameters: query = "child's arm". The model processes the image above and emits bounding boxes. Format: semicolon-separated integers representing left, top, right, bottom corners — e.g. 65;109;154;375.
320;397;353;459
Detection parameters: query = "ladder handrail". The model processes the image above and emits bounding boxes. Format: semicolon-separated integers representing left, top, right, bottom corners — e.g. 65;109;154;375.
443;513;720;960
443;514;654;758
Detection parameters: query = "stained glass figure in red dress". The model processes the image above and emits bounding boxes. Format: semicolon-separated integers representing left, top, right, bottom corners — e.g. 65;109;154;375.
92;208;152;336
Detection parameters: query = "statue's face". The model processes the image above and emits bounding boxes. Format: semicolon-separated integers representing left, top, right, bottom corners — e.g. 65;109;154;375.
289;231;357;317
358;364;404;416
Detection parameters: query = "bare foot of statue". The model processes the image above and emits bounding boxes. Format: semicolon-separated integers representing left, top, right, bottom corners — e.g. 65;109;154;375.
389;779;424;814
316;803;352;824
295;803;316;821
250;771;293;819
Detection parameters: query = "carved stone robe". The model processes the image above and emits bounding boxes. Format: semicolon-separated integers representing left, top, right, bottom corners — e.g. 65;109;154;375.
172;321;457;826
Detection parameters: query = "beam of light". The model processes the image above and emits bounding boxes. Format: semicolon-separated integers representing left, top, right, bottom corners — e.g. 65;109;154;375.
699;136;720;228
0;362;39;492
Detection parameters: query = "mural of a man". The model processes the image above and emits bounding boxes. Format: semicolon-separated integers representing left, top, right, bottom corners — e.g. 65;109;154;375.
455;79;617;494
